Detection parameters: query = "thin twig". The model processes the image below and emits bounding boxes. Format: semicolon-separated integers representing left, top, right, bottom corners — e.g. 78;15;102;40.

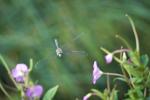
107;75;110;98
120;47;132;88
115;35;132;49
0;82;12;100
103;72;125;78
0;55;18;90
125;14;140;54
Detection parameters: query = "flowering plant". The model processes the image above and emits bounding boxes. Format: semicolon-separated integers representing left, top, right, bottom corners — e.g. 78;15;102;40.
0;14;149;100
83;14;150;100
0;57;59;100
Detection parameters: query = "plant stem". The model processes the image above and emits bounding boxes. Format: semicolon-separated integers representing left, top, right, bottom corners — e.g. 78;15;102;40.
113;49;130;54
120;47;132;88
0;55;19;90
29;58;33;72
106;75;110;98
20;87;25;100
103;72;125;78
0;82;12;100
3;84;17;92
144;88;147;97
126;14;140;54
115;35;132;49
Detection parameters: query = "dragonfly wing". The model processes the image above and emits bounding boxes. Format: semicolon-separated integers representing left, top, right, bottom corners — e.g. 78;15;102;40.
63;48;88;57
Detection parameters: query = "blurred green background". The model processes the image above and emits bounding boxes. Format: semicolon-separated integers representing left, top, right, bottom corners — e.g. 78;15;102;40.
0;0;150;100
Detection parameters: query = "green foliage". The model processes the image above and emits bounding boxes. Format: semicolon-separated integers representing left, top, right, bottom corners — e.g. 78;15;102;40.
91;87;118;100
0;55;59;100
126;87;145;100
84;15;150;100
140;54;149;67
91;89;108;100
109;88;118;100
0;0;150;99
43;85;59;100
128;51;140;66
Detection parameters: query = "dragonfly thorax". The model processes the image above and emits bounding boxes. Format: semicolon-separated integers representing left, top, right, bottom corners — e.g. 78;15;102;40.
56;48;63;57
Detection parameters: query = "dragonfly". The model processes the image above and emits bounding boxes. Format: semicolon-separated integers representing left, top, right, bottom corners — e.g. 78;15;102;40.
54;38;87;58
35;33;88;68
54;39;63;57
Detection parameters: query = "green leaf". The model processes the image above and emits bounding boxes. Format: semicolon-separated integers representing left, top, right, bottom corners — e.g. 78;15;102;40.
128;51;140;66
126;87;144;99
140;54;149;67
113;77;127;83
43;85;59;100
123;64;144;77
91;89;107;100
110;88;118;100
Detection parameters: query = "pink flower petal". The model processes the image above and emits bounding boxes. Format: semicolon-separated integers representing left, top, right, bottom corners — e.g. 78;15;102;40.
105;54;113;64
83;93;92;100
93;61;103;84
26;85;43;98
11;64;29;83
16;64;29;73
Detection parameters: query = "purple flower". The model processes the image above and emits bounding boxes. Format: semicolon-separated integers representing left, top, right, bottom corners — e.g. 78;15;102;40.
83;93;92;100
93;61;103;84
26;85;43;99
11;64;29;83
105;54;113;64
104;49;130;64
